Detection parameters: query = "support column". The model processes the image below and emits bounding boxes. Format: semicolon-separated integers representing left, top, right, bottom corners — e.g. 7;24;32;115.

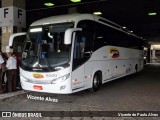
147;48;151;63
152;50;156;62
0;0;26;52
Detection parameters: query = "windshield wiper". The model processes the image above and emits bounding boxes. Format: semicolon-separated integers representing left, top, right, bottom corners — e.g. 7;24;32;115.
55;66;64;70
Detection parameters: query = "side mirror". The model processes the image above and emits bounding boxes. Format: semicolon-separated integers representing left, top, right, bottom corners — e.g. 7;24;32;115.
9;32;26;47
64;28;82;45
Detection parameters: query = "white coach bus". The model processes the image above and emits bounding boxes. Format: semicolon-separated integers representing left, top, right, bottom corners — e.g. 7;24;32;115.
9;14;144;94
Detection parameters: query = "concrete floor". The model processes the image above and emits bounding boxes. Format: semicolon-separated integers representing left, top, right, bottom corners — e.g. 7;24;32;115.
0;63;160;120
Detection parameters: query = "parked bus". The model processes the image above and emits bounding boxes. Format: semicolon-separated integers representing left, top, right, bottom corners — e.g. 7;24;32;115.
9;14;144;94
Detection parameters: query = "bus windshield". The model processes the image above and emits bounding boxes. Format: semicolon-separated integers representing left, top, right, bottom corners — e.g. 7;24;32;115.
21;22;74;71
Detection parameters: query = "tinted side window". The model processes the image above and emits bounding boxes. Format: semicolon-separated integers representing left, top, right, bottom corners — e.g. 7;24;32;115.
77;20;95;53
94;23;107;50
94;22;143;50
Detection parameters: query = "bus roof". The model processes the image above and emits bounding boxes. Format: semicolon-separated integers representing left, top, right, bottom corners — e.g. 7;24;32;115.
30;13;95;26
30;13;143;40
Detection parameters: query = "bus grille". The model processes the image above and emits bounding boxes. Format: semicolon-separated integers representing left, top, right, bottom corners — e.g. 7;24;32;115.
26;79;52;84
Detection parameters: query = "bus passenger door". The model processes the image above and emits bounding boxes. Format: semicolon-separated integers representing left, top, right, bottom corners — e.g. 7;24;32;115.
71;33;85;91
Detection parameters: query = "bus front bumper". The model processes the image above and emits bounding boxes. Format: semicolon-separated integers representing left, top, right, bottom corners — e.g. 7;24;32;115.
20;78;72;94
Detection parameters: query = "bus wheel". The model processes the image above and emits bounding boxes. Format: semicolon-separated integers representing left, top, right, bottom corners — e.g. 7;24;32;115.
135;64;138;73
90;73;101;92
133;64;138;76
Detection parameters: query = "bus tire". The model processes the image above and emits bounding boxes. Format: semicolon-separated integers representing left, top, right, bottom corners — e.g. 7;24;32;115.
133;64;138;76
135;64;138;74
90;72;101;92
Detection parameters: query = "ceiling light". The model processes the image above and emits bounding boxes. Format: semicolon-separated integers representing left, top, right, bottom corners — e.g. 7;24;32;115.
93;12;102;15
148;12;157;16
44;3;54;7
122;26;126;29
70;0;81;2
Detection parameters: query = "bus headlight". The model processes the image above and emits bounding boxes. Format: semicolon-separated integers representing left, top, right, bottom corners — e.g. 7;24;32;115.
51;73;70;84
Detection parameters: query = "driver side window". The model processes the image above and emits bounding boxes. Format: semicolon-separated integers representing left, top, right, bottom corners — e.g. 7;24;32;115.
73;20;95;70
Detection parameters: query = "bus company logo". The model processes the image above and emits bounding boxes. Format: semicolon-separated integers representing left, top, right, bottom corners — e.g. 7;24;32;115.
110;48;120;58
32;73;44;79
